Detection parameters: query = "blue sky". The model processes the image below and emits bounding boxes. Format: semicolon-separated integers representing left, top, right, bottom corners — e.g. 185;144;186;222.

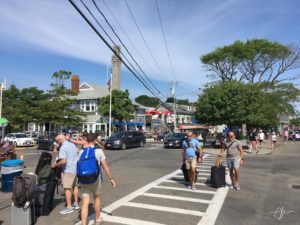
1;0;300;105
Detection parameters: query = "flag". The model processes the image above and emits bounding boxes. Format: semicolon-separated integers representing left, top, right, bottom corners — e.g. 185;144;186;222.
106;78;112;91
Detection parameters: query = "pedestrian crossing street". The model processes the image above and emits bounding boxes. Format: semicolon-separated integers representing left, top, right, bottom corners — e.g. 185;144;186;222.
76;154;231;225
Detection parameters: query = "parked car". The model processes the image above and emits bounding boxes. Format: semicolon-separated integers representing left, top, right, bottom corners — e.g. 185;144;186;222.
289;130;300;140
164;132;187;148
24;131;39;144
105;131;146;150
4;133;35;147
154;131;171;141
36;133;57;151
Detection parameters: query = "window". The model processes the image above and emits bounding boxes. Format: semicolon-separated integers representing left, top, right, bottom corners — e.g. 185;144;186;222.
80;100;96;112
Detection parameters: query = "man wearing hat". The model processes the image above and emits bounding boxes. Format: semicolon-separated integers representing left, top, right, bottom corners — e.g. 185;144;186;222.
182;131;202;190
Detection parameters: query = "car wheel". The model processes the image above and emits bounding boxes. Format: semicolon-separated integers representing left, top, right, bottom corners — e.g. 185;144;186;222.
140;141;144;147
121;143;126;150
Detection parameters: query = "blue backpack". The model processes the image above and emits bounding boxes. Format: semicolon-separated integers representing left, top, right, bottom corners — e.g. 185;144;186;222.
77;146;101;184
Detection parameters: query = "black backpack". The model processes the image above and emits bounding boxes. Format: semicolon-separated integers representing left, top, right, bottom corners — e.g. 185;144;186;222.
12;174;36;208
35;152;52;175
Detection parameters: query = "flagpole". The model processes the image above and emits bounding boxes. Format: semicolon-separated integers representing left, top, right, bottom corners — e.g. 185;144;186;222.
108;72;112;137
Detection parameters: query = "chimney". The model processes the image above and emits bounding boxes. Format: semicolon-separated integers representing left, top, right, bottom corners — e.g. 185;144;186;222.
71;75;80;94
112;45;121;91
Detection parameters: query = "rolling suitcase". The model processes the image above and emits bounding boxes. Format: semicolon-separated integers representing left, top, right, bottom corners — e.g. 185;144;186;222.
210;165;226;188
11;200;35;225
181;163;198;182
35;179;57;216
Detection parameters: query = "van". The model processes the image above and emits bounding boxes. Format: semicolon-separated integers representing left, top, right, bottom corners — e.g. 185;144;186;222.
104;131;146;150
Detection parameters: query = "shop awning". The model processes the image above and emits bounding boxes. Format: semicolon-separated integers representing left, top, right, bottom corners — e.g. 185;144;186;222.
0;118;8;126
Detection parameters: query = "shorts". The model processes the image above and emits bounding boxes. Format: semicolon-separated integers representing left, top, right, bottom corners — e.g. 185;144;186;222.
63;173;76;189
185;158;197;170
81;180;102;198
227;157;240;170
250;141;257;146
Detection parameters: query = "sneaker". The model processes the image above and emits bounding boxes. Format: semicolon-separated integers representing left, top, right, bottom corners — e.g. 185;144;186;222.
191;186;196;190
234;184;241;191
59;207;74;214
188;185;192;189
94;217;104;225
72;203;79;210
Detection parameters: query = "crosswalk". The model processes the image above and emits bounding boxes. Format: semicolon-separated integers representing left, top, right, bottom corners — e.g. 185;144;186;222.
75;154;231;225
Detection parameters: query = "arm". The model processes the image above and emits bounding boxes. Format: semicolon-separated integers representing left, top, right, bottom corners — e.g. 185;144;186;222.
182;141;186;163
239;143;244;165
197;144;203;163
218;142;225;157
51;158;66;169
101;160;116;187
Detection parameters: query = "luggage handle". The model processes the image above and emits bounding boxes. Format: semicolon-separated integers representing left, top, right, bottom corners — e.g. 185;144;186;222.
215;155;223;167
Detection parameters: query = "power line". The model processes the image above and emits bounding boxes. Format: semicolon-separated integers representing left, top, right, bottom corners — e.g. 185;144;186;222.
101;0;160;81
123;0;170;82
155;0;177;80
91;0;166;99
78;0;164;99
69;0;166;103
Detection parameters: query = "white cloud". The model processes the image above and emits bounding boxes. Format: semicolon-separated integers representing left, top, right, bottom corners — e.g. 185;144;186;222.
0;0;300;95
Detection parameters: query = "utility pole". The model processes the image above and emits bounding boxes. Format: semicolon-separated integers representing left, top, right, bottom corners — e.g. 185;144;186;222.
170;81;179;132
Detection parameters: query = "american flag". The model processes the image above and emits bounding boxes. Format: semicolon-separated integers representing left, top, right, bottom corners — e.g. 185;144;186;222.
106;78;112;91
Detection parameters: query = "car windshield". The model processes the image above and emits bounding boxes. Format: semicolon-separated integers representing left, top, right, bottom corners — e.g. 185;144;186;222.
15;134;28;138
111;132;126;138
169;133;185;138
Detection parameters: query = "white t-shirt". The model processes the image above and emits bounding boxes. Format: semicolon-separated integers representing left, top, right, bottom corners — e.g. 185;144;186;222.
258;132;264;140
271;134;277;141
78;147;106;165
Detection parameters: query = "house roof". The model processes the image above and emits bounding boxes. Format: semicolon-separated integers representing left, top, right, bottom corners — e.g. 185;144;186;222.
71;82;109;100
157;102;195;115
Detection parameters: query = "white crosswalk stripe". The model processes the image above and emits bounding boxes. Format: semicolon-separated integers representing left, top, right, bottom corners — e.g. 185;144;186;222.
75;153;230;225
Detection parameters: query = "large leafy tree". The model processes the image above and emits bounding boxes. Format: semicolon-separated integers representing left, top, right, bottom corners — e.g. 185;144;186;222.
201;39;300;83
2;85;49;130
135;95;160;107
41;70;84;126
99;90;134;122
195;81;299;128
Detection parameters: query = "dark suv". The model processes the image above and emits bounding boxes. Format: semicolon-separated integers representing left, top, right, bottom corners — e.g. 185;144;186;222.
105;131;146;150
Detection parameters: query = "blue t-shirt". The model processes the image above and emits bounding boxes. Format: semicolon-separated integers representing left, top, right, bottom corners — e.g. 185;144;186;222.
182;138;200;158
59;141;78;174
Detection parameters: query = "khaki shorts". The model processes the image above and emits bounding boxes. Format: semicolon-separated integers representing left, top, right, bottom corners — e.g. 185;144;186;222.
81;180;102;198
185;158;197;170
63;173;76;189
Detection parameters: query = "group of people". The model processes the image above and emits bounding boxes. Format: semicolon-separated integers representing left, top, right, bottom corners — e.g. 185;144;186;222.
248;128;278;153
51;132;116;225
182;131;243;191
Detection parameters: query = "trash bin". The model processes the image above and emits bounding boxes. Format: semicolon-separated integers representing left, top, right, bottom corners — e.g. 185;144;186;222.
1;160;24;192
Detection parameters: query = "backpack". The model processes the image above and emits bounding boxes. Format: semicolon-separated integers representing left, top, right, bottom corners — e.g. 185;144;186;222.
12;174;36;208
37;164;55;185
77;146;101;184
35;152;52;175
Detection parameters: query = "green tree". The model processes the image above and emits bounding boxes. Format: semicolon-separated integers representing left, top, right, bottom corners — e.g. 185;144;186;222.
135;95;160;107
195;81;299;128
201;39;300;83
99;90;134;122
166;97;192;106
2;85;49;130
42;70;84;126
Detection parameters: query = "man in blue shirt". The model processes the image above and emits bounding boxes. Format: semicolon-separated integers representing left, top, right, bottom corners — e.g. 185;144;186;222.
182;131;202;190
52;134;79;214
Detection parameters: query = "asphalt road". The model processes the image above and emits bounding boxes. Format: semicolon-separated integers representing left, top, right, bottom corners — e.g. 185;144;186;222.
0;140;299;225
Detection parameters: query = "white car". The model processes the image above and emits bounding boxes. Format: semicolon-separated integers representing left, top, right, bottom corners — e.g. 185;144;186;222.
4;133;35;147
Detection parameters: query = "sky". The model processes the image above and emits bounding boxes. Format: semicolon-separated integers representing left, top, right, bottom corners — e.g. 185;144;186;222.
1;0;300;105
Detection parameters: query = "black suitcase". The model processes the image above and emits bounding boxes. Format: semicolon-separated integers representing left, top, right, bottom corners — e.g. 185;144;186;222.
181;163;198;182
35;179;57;216
210;165;226;188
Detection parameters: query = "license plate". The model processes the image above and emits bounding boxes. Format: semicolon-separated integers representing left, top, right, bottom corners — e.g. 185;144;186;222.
169;143;173;146
107;144;111;147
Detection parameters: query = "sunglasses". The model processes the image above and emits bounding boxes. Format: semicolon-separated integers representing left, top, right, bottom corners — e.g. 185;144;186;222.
229;135;234;138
